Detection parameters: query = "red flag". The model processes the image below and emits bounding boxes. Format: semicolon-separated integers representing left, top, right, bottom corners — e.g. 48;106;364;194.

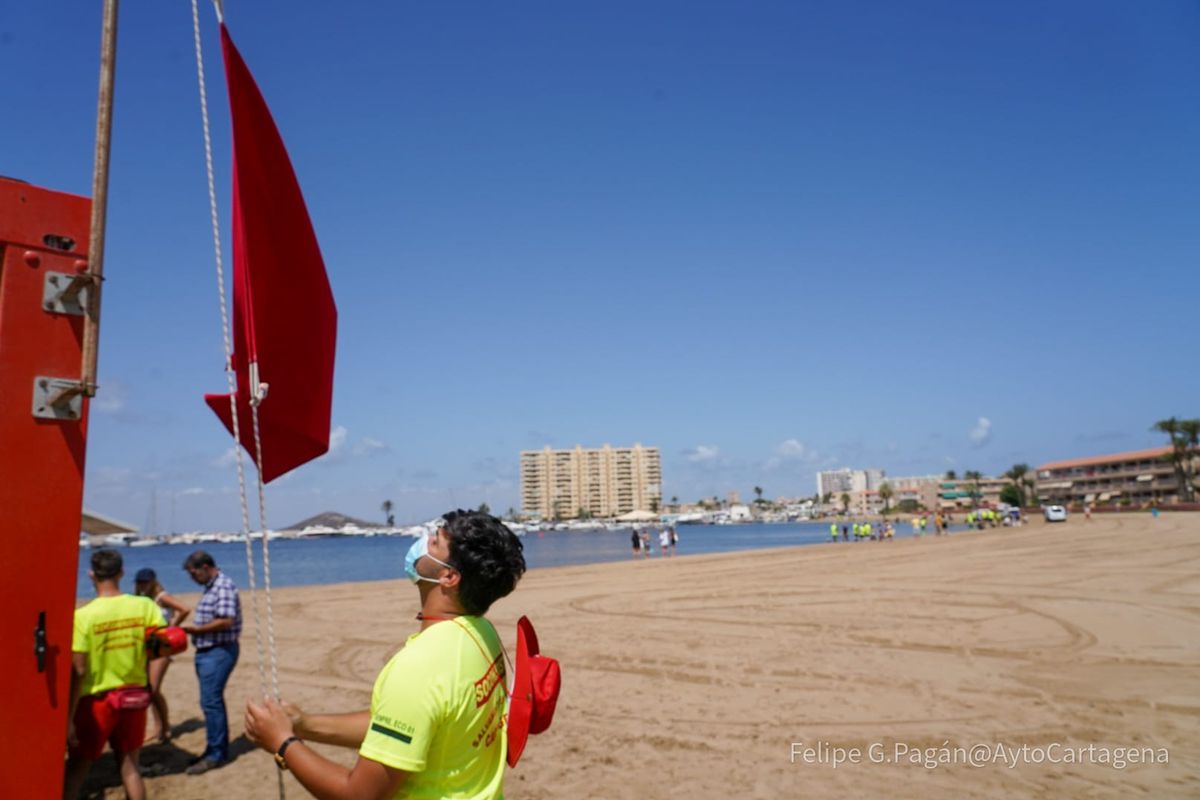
205;24;337;483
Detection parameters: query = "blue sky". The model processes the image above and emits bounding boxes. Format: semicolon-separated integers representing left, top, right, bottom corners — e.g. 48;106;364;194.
4;1;1197;530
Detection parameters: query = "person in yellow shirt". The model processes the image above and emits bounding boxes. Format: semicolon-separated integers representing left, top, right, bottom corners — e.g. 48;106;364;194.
245;509;527;799
63;549;164;800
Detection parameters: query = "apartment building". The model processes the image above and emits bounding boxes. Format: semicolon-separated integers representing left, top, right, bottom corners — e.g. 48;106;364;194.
817;468;885;498
1035;446;1184;507
937;477;1007;509
520;444;662;519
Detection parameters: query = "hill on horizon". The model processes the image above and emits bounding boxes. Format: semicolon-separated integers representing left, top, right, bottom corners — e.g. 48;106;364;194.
283;511;382;532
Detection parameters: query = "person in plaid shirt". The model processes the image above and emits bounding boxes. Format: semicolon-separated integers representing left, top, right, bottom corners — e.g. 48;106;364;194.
180;550;242;775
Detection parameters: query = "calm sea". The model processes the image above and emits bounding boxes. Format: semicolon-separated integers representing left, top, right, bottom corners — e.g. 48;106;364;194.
76;521;968;599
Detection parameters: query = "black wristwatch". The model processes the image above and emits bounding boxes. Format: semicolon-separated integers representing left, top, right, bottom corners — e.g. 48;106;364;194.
274;736;302;770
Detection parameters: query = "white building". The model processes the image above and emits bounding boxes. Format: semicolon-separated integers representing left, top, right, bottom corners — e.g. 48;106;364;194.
817;468;886;497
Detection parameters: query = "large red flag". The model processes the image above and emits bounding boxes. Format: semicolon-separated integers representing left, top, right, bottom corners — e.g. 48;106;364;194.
205;24;337;483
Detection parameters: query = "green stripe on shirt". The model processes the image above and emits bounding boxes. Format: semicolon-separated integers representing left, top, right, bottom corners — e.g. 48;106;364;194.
370;723;413;744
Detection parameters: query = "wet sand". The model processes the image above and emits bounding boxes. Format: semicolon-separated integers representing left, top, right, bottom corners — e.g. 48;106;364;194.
83;512;1200;798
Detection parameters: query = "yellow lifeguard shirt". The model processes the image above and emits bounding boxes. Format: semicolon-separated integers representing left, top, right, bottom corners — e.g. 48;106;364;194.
359;616;508;800
72;594;162;696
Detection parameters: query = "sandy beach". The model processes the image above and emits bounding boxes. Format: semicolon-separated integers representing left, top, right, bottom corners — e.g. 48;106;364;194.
80;512;1199;798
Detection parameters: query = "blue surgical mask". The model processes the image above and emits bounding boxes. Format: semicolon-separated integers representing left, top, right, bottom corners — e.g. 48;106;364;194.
404;534;454;584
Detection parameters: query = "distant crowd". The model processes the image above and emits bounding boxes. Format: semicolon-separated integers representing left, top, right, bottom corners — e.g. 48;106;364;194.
829;507;1023;542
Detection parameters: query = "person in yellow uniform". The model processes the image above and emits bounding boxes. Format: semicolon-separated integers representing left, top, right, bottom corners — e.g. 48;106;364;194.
830;523;839;542
245;510;526;799
64;549;164;800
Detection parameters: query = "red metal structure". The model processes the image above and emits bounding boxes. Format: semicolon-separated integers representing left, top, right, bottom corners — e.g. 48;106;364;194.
0;177;93;798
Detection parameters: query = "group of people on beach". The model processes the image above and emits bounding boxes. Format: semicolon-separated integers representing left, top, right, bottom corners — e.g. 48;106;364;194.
829;512;953;542
67;509;529;800
67;547;247;798
827;507;1024;544
631;526;679;558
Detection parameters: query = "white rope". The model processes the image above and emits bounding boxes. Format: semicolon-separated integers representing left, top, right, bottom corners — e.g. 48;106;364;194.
191;0;269;696
249;400;282;699
192;4;287;796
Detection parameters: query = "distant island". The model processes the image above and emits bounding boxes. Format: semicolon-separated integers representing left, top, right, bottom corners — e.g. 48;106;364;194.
283;511;382;532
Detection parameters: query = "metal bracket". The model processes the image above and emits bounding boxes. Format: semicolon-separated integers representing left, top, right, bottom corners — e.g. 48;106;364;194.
32;376;85;420
42;271;92;316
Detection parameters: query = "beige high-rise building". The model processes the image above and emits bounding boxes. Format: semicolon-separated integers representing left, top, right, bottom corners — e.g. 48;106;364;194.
520;444;662;520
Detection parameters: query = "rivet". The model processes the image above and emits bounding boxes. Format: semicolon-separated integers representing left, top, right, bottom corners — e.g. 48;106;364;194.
23;251;40;268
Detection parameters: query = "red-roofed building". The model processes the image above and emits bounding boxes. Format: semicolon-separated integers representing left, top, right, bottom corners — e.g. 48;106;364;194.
1035;446;1188;507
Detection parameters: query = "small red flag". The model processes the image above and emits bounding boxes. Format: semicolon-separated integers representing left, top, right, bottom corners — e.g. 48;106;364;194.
205;24;337;483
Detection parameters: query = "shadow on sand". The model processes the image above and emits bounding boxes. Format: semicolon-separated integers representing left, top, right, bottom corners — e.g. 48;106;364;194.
79;719;255;798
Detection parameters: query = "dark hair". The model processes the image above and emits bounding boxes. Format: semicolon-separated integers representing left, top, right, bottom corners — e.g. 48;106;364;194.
91;549;123;580
183;550;216;570
443;510;526;616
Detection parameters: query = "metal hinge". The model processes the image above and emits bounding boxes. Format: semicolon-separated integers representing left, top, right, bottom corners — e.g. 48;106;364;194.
42;271;93;316
32;376;86;420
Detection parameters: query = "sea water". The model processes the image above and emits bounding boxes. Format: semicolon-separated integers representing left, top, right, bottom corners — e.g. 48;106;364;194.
76;520;969;598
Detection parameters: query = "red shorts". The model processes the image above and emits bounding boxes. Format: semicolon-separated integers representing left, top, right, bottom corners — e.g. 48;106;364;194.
70;693;147;760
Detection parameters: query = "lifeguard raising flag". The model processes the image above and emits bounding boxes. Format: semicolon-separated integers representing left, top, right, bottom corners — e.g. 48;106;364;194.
205;24;337;482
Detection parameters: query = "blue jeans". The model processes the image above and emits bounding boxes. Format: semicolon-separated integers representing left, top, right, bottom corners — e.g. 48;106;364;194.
194;643;239;762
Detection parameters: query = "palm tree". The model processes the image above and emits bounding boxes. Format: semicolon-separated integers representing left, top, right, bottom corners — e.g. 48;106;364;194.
380;499;394;526
1004;464;1030;508
964;470;983;508
754;486;764;503
1153;417;1191;502
879;481;894;513
944;469;957;480
840;493;851;514
1179;419;1200;501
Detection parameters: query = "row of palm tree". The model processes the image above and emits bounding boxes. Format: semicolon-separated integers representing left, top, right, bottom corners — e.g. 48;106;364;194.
1153;417;1199;503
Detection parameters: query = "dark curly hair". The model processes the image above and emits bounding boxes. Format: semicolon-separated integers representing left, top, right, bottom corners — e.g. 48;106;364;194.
443;510;526;616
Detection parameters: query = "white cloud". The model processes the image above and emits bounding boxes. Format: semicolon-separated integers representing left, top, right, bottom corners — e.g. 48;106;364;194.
92;380;127;415
351;436;388;457
776;439;808;458
179;487;207;496
329;425;348;453
211;446;240;469
969;417;992;447
685;445;720;464
765;438;821;470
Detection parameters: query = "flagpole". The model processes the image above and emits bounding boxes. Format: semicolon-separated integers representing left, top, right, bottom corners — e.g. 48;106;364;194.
82;0;119;397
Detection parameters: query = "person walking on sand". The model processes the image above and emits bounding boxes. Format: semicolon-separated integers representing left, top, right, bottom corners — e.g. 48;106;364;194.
640;530;651;558
670;526;679;556
631;529;641;559
133;568;191;744
180;550;242;775
64;549;164;800
659;527;671;557
244;510;526;799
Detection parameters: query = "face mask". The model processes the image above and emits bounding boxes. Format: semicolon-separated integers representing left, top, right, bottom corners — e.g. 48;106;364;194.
404;535;454;584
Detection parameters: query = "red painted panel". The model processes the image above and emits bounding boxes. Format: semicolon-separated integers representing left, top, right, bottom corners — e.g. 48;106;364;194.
0;177;93;798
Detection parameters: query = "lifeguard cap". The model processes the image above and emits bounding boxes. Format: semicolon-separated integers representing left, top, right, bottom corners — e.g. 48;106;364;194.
506;616;560;768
